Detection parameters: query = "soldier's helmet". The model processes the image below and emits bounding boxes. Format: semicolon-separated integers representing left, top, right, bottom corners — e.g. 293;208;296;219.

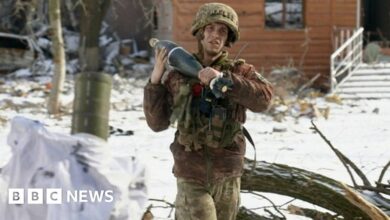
191;3;239;46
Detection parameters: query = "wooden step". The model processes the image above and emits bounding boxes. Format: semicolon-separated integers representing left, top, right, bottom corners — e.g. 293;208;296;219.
335;65;390;99
338;87;390;93
339;81;390;88
346;75;390;82
359;63;390;69
352;69;390;76
339;93;390;99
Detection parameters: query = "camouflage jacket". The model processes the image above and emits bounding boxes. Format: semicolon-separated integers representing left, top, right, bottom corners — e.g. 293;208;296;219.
143;52;273;184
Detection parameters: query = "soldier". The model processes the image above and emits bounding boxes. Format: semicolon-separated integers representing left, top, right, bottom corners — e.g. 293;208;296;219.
143;3;273;220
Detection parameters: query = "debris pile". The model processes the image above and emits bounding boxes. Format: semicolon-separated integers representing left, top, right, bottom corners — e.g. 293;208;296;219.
7;23;154;77
0;0;153;77
0;1;155;124
266;67;343;122
268;92;341;122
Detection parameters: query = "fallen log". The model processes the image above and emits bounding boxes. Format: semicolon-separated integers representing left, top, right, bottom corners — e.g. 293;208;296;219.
240;160;390;219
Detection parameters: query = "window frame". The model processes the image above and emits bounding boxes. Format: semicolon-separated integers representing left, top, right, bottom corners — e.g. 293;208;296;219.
264;0;306;30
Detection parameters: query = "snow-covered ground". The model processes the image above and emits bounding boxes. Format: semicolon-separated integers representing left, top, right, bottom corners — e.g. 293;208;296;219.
0;75;389;219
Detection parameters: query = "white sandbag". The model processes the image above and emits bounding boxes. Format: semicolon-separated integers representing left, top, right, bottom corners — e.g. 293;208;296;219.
0;116;148;220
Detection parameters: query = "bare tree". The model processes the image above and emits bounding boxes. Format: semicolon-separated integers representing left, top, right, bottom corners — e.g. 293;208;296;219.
47;0;65;114
78;0;111;72
71;0;112;140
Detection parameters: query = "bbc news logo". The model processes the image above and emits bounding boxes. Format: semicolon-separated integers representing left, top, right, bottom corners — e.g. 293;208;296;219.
8;188;114;204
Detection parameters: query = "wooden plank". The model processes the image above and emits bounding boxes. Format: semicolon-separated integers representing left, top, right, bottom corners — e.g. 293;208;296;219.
306;4;331;13
306;19;332;26
332;2;356;9
331;0;357;27
332;20;356;27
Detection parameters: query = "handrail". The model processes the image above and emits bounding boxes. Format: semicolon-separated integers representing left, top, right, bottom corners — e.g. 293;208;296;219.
331;28;364;60
330;27;364;93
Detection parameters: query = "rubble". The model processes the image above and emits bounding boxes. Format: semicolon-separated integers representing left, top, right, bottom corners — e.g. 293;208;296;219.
0;1;152;77
267;90;337;122
267;66;341;122
0;2;154;123
0;32;38;72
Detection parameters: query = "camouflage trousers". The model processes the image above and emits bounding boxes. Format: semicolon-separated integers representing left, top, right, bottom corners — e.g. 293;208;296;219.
174;177;240;220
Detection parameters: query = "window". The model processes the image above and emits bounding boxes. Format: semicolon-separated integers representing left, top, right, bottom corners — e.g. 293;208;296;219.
265;0;304;29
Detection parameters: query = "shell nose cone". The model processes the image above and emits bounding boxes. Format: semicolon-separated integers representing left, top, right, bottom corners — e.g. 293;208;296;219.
149;38;159;47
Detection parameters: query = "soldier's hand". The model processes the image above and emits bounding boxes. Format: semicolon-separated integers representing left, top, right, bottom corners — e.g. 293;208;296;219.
151;47;168;84
198;67;222;86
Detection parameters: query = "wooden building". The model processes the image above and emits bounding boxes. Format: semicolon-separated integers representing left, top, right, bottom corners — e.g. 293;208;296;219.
168;0;360;90
106;0;387;90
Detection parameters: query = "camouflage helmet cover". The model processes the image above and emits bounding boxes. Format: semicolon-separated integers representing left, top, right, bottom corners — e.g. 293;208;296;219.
191;3;239;44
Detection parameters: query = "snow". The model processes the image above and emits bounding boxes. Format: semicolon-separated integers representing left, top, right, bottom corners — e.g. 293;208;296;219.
0;74;389;219
64;32;79;54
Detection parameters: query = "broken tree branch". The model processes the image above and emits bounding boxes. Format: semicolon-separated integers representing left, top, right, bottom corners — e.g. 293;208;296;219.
241;190;286;219
297;73;321;95
342;183;390;220
237;207;273;220
378;160;390;185
148;198;175;218
287;204;341;220
310;120;372;187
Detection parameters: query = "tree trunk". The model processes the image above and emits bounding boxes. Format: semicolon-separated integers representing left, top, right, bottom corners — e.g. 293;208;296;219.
241;160;389;219
71;0;112;139
78;0;111;72
47;0;65;114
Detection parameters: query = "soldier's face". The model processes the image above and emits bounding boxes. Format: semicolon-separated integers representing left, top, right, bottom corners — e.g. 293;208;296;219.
200;22;228;56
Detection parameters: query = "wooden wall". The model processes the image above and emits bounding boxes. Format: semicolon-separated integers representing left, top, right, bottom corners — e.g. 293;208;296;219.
172;0;357;89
